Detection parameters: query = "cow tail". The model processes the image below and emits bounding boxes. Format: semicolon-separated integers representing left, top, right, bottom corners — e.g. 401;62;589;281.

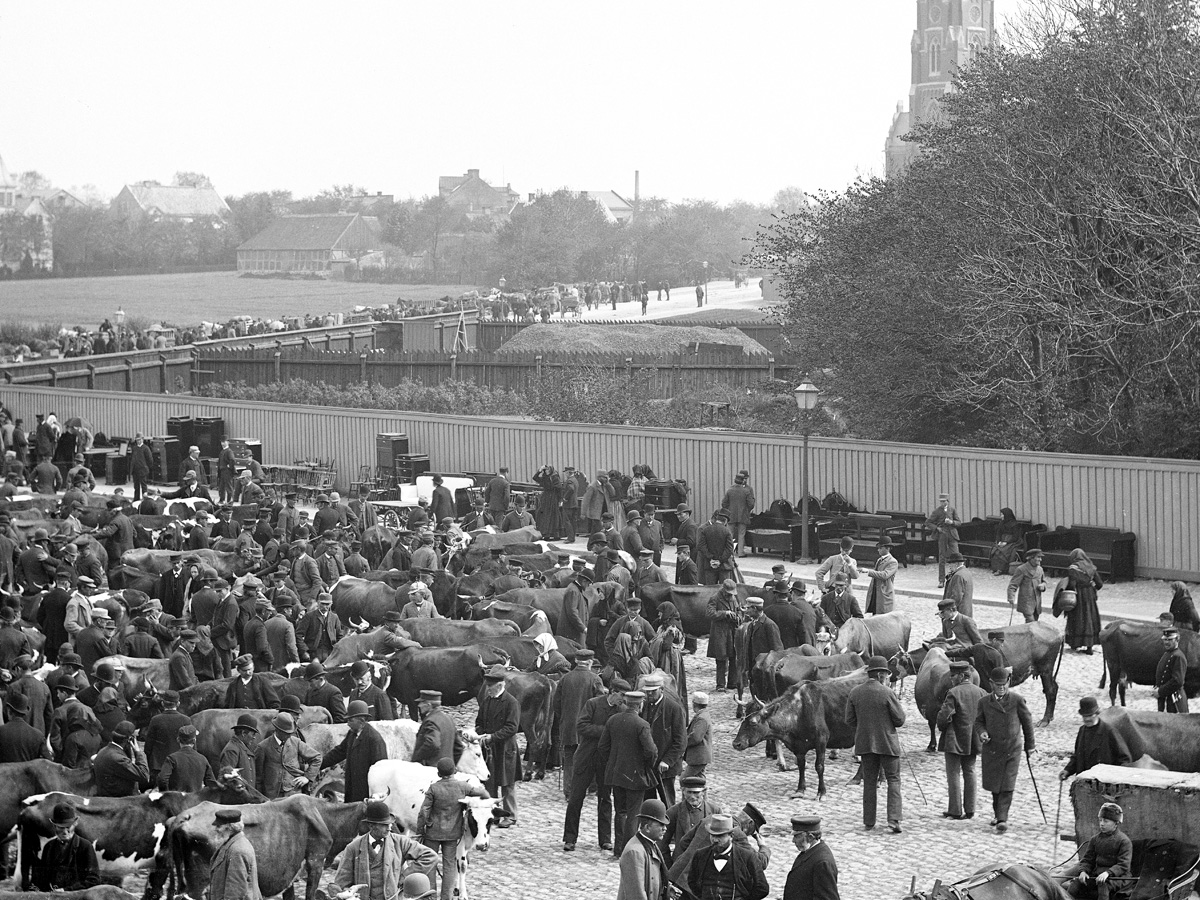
1098;664;1107;689
1053;634;1066;682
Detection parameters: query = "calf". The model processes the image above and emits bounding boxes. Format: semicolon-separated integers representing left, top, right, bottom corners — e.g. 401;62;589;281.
17;775;264;896
368;760;502;900
733;669;867;798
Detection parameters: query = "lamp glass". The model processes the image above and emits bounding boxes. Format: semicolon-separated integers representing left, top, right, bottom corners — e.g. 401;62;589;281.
794;381;819;412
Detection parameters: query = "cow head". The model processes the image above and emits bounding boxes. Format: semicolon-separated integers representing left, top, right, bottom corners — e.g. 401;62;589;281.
889;649;916;680
460;797;504;852
349;616;372;633
129;682;164;728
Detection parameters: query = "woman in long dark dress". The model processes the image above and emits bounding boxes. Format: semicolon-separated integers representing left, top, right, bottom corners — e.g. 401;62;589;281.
1064;547;1103;652
532;466;566;540
989;508;1025;575
1169;582;1200;632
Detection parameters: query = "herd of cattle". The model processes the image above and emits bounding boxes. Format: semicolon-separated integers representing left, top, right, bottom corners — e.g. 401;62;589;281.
4;493;1200;899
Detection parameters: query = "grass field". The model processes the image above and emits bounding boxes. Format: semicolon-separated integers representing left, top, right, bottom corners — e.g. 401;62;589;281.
0;272;484;328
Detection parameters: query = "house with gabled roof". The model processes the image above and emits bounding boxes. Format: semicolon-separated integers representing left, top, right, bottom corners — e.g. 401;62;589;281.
438;168;520;221
110;181;231;223
236;213;381;275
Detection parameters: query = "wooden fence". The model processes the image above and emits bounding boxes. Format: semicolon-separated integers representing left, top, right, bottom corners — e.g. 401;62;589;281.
474;319;785;353
2;384;1196;580
194;347;803;397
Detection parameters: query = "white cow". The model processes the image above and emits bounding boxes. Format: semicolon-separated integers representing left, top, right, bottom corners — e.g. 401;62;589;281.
367;760;500;900
306;720;489;781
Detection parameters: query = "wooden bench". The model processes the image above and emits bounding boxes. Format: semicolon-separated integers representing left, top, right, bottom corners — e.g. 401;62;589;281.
956;517;1043;569
1032;525;1137;582
877;510;938;566
815;514;908;568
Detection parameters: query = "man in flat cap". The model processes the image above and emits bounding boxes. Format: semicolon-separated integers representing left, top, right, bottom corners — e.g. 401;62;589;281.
209;808;261;900
974;666;1035;833
600;689;659;856
157;724;217;792
784;815;839;900
554;649;602;799
937;659;988;819
662;775;719;865
1008;548;1047;623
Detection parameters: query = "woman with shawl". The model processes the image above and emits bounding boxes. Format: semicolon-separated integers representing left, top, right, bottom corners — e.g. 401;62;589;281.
1170;582;1200;632
532;632;570;675
649;602;689;715
532;466;566;540
1064;548;1103;652
989;508;1025;575
604;630;651;686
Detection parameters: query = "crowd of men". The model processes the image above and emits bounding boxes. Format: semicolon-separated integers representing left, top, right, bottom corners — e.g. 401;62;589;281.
0;401;1191;900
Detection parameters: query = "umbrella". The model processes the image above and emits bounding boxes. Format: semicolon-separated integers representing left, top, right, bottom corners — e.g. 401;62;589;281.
64;417;92;431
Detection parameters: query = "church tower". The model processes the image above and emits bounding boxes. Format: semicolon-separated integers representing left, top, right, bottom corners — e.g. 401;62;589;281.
885;0;996;178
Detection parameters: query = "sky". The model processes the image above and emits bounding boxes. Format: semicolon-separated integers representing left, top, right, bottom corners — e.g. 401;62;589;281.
0;1;1028;207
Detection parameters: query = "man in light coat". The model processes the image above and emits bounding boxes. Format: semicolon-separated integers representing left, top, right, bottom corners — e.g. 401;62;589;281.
617;799;671;900
1007;548;1047;623
943;551;975;617
335;800;438;899
862;537;898;615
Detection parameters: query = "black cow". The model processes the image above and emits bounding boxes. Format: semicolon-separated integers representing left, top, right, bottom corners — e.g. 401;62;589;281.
1100;620;1200;706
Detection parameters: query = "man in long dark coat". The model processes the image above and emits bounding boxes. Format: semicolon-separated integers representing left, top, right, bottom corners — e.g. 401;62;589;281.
784;815;840;900
554;650;603;800
936;660;988;819
696;510;734;585
600;690;658;856
320;700;387;802
846;656;906;833
974;667;1035;833
640;673;686;807
1060;695;1132;781
562;681;627;853
476;665;521;827
558;569;590;645
706;580;741;693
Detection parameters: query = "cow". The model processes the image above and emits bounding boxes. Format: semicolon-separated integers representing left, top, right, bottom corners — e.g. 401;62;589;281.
997;621;1064;725
121;548;250;581
330;575;402;625
128;673;293;727
750;649;864;703
905;645;981;752
732;669;867;798
96;655;170;701
0;761;96;880
833;611;912;659
17;775;264;893
493;670;554;780
360;525;398;569
301;719;490;781
1100;620;1200;707
160;796;332;900
392;617;520;647
639;583;759;637
0;887;135;900
368;760;502;900
476;588;568;630
464;527;541;551
388;645;512;713
192;706;333;769
1095;707;1200;772
322;626;418;669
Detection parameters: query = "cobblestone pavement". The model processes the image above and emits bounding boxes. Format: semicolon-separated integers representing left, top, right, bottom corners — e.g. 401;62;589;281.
440;589;1163;900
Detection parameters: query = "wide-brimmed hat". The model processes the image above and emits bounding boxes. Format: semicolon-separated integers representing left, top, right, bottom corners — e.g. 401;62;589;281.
5;692;30;715
272;711;296;733
483;665;508;682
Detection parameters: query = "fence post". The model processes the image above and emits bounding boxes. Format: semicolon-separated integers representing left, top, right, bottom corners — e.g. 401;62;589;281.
437;323;445;352
450;354;457;381
347;331;355;352
626;357;633;386
370;327;377;350
124;359;134;392
48;366;57;388
190;351;199;393
673;364;681;397
303;336;312;351
159;354;169;393
2;370;10;384
86;364;96;390
360;350;369;383
768;356;775;381
535;355;543;378
274;351;282;382
325;333;333;351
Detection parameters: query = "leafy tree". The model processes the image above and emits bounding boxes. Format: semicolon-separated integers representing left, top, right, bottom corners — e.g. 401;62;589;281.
173;171;213;189
16;171;51;192
226;190;293;243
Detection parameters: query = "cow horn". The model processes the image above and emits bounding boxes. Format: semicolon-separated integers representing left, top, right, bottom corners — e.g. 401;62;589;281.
350;616;370;632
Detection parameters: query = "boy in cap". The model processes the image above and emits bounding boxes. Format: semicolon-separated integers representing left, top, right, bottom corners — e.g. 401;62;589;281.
617;799;670;900
1061;803;1133;900
974;667;1035;833
936;659;988;819
785;815;839;900
1061;696;1132;781
157;724;217;792
417;758;492;900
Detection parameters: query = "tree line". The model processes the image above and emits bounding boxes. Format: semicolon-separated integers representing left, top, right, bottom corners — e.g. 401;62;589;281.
748;0;1200;460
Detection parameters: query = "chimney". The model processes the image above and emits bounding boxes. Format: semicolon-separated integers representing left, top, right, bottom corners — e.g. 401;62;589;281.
634;170;640;205
468;169;480;179
376;191;382;196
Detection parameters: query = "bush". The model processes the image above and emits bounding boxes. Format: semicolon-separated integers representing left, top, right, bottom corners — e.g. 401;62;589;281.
197;378;527;417
0;320;62;346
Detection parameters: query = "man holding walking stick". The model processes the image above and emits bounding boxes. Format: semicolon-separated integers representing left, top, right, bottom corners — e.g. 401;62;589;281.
845;655;906;834
974;667;1035;834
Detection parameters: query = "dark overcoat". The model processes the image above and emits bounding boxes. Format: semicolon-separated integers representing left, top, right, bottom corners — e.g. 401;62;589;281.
784;841;840;900
599;708;657;790
476;688;522;786
974;690;1035;792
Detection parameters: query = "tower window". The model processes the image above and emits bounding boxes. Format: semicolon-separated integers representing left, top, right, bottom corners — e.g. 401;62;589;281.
930;41;941;75
969;39;981;62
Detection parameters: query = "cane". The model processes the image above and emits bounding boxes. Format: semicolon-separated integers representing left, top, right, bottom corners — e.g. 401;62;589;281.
901;744;928;806
1008;604;1015;626
1026;751;1048;824
1053;777;1065;863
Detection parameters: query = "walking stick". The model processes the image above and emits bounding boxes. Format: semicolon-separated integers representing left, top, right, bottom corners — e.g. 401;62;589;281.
1008;604;1015;626
1053;777;1065;864
901;744;928;806
1026;752;1048;824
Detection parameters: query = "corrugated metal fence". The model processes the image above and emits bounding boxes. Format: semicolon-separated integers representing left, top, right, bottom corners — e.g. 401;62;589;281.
2;385;1196;579
194;348;801;397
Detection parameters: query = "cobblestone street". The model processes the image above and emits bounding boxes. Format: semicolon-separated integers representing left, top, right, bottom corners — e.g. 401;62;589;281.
454;588;1161;900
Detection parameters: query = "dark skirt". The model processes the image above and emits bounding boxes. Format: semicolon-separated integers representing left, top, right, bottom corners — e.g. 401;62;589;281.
1065;576;1102;649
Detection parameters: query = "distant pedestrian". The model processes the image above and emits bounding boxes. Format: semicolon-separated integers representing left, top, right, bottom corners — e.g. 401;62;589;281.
1008;549;1047;623
925;493;961;588
695;285;704;307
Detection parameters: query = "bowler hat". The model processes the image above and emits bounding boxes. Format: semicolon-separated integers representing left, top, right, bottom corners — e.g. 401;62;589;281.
714;508;730;520
385;610;404;623
113;721;137;740
347;700;371;719
1079;696;1100;716
0;607;17;623
53;673;79;692
280;695;303;715
234;714;260;733
866;655;890;674
638;799;669;825
675;503;691;514
627;510;642;520
402;874;436;899
351;660;371;677
989;667;1011;684
304;661;326;680
364;800;393;824
831;572;849;586
52;803;78;826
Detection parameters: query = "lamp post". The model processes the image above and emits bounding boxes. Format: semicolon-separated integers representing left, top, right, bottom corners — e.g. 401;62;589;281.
114;307;126;327
702;260;709;306
795;379;820;562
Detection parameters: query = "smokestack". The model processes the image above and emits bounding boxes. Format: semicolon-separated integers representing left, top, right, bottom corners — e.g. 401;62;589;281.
634;170;640;206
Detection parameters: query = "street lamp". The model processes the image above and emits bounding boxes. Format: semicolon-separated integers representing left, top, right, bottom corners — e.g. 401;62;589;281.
702;261;709;306
795;378;820;562
114;307;126;327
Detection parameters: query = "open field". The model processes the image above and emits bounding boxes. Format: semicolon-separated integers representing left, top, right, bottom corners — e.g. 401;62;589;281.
0;272;483;327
